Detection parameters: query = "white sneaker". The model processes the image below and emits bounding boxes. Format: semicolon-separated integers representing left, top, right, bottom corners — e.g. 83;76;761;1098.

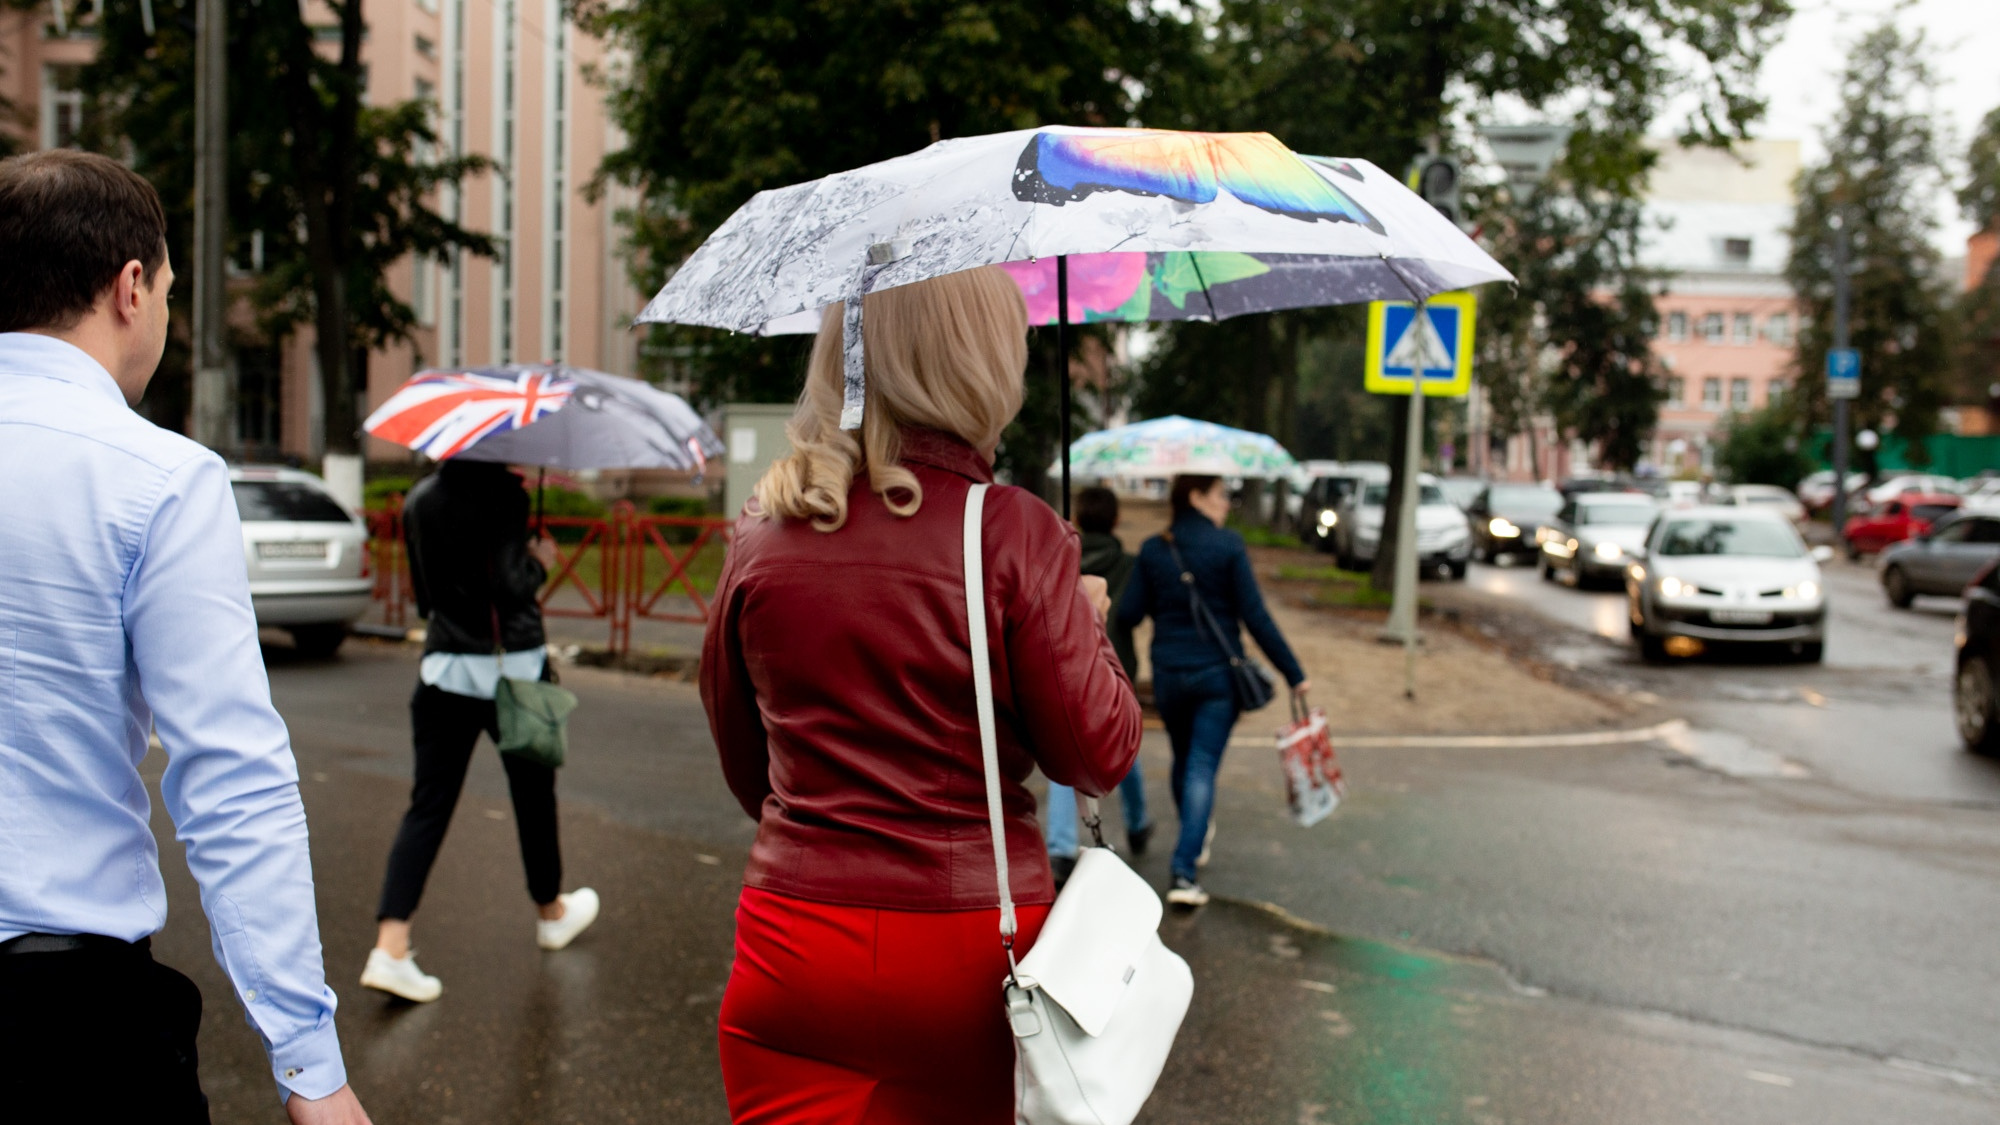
1197;820;1216;868
536;888;600;950
360;948;442;1002
1166;877;1210;908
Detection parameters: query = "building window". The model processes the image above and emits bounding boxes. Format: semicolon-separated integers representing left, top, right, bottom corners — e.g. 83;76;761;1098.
416;35;436;60
1667;312;1687;341
1767;379;1787;404
1665;377;1684;407
1733;314;1754;345
543;0;569;362
1702;313;1724;343
1729;378;1750;410
413;255;436;327
1766;313;1792;346
418;0;439;12
493;0;517;363
1702;378;1721;409
1721;237;1752;266
40;65;84;149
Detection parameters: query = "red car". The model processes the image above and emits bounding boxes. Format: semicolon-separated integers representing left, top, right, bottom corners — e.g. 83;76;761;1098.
1841;492;1962;558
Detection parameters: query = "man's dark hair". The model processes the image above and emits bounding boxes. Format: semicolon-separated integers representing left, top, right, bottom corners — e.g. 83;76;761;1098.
1075;486;1120;534
0;150;169;333
1170;474;1223;520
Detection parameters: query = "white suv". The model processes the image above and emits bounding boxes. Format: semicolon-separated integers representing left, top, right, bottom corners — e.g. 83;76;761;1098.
231;466;373;656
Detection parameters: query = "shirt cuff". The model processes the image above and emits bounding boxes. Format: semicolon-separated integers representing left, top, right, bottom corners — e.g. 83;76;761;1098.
271;1020;348;1104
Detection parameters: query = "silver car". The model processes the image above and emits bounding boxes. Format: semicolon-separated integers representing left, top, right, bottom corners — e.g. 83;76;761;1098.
231;466;373;656
1878;510;2000;608
1537;492;1658;587
1626;507;1833;663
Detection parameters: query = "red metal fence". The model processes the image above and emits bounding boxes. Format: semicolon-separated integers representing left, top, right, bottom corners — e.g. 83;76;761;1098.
365;498;733;656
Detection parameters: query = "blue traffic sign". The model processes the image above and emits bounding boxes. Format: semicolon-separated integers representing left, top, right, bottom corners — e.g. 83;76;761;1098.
1364;292;1476;396
1827;348;1861;400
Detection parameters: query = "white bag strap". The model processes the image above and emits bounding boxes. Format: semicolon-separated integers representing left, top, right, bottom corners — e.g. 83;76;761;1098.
963;483;1019;949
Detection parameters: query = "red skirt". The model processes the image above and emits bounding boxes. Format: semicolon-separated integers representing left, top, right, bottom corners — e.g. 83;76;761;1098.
718;886;1050;1125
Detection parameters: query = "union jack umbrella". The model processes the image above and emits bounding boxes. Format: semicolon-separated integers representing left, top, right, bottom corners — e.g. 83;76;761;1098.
363;364;723;473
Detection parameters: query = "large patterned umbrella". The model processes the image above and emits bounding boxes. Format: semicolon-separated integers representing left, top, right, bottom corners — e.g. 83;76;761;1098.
1066;416;1297;481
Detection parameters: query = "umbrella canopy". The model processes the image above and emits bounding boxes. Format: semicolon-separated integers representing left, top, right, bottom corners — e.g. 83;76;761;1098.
363;365;724;472
636;127;1511;335
1066;416;1297;481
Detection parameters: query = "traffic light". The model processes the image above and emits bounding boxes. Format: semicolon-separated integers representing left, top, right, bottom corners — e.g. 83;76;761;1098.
1406;155;1462;225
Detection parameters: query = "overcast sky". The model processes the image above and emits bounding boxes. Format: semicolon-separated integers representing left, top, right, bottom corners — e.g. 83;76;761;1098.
1753;0;1999;254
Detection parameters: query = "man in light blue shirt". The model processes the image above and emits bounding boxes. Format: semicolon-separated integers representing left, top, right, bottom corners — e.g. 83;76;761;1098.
0;151;370;1123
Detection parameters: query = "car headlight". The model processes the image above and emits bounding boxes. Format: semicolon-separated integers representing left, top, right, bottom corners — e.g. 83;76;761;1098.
1593;541;1623;561
1318;509;1338;528
1782;581;1821;600
1489;518;1520;538
1658;576;1690;597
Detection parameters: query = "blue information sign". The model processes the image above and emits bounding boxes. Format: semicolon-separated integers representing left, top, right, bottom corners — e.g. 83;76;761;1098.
1827;348;1861;400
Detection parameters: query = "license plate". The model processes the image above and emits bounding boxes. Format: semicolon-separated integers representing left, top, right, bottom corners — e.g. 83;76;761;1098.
257;541;329;560
1710;609;1772;625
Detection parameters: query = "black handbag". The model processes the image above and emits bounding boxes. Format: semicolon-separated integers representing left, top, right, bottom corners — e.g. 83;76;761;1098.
1164;537;1277;712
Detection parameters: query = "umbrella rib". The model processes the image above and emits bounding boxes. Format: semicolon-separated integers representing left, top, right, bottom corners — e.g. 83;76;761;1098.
1188;253;1219;322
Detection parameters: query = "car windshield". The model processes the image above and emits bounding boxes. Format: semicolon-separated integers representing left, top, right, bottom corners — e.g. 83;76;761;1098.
1361;483;1445;506
1579;502;1656;526
1740;494;1789;505
1655;518;1801;558
1912;504;1958;522
232;481;353;523
1489;486;1561;515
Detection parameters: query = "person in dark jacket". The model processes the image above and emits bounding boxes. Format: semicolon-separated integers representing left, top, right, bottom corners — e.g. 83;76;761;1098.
1046;487;1153;883
1117;473;1309;907
360;460;599;1003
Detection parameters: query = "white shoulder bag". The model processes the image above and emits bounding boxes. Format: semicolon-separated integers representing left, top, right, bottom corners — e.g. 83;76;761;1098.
962;483;1194;1125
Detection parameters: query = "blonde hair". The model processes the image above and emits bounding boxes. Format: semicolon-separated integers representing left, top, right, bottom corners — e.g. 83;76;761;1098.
754;265;1028;531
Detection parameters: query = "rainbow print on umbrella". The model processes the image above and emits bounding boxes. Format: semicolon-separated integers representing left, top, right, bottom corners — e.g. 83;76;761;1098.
1012;130;1385;233
1000;251;1276;326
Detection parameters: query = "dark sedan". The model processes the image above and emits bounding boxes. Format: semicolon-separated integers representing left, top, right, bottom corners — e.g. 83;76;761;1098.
1467;483;1563;563
1953;561;2000;754
1880;511;2000;608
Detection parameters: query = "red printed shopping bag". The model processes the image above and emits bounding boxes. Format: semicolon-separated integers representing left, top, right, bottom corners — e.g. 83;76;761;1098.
1277;701;1344;827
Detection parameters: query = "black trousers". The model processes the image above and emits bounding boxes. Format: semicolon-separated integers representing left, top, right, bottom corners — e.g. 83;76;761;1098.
377;680;563;921
0;938;210;1124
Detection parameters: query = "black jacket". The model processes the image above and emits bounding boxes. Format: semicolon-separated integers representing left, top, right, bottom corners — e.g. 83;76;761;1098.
404;462;548;655
1079;531;1139;682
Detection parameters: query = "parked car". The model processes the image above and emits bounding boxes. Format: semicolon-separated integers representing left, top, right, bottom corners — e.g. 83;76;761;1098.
1331;475;1472;579
1625;507;1832;663
1865;474;1959;506
1726;483;1808;526
1840;492;1962;559
1953;561;2000;754
1876;511;2000;608
1536;492;1660;587
232;466;373;656
1299;463;1390;551
1466;482;1563;563
1796;470;1867;513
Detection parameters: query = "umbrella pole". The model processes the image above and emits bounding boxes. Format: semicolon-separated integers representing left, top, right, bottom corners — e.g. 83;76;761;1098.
535;467;545;535
1058;254;1071;521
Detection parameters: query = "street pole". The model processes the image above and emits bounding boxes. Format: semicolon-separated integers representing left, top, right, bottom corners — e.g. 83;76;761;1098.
1829;217;1852;534
190;0;230;452
1385;296;1427;700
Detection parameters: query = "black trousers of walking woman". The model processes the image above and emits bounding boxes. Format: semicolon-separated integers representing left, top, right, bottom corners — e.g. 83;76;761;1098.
377;681;562;921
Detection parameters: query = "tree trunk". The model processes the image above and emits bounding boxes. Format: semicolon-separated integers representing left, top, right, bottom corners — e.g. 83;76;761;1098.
1371;395;1409;591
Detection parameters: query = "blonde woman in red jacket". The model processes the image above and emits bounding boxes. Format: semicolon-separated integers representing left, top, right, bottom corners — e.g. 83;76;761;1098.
701;266;1143;1124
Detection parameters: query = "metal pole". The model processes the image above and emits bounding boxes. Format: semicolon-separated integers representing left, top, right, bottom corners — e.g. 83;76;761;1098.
1057;255;1071;520
1385;297;1428;699
190;0;230;451
1829;220;1852;535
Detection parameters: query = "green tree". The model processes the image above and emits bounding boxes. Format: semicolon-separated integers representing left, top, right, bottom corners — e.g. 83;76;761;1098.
1785;19;1954;464
1716;402;1812;487
1958;106;2000;403
76;0;496;449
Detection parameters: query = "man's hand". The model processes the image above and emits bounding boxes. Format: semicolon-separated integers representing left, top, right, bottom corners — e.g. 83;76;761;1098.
286;1085;372;1125
529;533;559;570
1079;575;1111;622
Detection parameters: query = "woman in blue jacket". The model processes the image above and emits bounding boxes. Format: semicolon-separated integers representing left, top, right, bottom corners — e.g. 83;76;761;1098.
1118;474;1309;906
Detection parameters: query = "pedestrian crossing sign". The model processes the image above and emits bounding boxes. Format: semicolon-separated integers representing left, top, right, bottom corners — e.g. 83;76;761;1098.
1364;291;1477;397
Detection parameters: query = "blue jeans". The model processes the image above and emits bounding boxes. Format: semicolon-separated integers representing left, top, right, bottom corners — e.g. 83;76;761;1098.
1045;766;1151;859
1152;663;1241;882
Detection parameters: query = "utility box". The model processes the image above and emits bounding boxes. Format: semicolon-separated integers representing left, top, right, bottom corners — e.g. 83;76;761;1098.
722;403;796;518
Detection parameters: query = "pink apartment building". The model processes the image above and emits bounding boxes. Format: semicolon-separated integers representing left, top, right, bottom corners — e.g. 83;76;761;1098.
0;0;644;463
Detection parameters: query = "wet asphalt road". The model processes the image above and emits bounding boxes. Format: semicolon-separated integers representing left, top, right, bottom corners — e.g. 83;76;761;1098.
139;622;2000;1123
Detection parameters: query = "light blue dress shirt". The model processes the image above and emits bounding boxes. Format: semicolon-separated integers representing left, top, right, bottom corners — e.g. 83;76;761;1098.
0;334;347;1101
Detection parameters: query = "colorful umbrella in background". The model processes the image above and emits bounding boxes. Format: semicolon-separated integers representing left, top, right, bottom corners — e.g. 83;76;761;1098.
1065;416;1298;481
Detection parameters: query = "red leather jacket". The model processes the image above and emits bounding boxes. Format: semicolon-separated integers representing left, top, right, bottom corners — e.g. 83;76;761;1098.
701;427;1142;911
